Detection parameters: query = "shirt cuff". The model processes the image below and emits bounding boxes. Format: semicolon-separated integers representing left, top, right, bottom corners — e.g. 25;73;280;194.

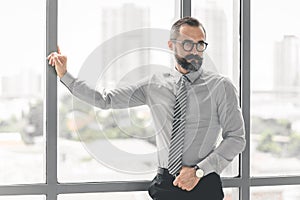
196;157;215;177
60;72;75;87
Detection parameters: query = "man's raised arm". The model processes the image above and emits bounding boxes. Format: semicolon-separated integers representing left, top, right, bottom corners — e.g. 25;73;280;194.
47;47;148;109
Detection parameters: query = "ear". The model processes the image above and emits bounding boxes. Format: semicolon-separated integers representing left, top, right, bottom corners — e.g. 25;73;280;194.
168;40;174;51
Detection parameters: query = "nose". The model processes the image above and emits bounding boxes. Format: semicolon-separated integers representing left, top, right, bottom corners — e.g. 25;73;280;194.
191;44;198;54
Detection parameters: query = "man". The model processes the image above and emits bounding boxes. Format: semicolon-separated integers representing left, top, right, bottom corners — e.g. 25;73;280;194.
48;16;246;200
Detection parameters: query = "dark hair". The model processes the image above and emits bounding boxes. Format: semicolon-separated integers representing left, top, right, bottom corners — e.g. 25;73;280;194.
170;16;206;40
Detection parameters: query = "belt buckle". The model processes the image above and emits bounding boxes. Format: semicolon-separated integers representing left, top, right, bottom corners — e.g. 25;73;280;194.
157;167;165;175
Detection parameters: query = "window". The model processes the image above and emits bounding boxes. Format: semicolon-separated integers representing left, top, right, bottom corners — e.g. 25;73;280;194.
0;0;46;185
250;0;300;199
2;0;300;200
251;0;300;177
57;0;179;183
251;185;300;200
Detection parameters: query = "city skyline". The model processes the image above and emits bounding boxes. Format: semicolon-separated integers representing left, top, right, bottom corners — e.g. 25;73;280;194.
1;1;300;92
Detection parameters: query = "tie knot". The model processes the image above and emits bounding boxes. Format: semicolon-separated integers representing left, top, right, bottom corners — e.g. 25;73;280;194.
181;75;188;85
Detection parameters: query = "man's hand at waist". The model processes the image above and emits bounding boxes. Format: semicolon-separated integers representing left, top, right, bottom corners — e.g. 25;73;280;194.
173;166;200;191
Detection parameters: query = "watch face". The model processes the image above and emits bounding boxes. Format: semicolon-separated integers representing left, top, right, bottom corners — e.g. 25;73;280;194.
196;169;204;178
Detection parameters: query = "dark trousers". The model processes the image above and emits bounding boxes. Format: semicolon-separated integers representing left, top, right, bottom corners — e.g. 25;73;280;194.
147;168;224;200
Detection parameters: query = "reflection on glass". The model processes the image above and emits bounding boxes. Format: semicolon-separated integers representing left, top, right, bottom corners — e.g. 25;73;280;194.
251;185;300;200
0;0;45;185
58;0;179;182
192;0;240;178
251;0;300;176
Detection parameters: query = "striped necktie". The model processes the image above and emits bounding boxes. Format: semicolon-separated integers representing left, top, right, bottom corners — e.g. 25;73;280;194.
168;75;188;176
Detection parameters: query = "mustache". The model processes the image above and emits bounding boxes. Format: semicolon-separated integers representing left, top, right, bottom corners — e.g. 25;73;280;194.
175;54;203;65
184;54;202;61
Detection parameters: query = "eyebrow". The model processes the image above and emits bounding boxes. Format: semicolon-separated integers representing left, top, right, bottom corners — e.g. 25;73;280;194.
183;39;206;43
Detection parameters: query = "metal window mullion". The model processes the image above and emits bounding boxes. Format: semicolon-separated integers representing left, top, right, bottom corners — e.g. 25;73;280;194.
0;185;48;196
240;0;251;199
251;176;300;186
57;182;150;194
46;0;58;200
181;0;191;17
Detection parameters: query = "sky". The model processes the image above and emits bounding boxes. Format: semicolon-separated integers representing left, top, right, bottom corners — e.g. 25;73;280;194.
251;0;300;90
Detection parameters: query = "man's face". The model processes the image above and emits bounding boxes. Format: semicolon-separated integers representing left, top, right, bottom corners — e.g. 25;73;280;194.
169;25;206;73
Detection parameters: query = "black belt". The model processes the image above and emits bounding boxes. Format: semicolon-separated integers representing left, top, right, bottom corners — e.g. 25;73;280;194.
157;167;178;177
157;167;169;175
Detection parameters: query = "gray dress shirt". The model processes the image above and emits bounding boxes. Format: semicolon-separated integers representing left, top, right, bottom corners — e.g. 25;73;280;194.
60;67;246;176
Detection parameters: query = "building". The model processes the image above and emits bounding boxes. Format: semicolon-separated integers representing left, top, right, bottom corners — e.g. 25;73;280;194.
274;35;300;91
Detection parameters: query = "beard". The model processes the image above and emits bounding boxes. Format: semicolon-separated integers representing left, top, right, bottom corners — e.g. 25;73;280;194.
175;52;203;72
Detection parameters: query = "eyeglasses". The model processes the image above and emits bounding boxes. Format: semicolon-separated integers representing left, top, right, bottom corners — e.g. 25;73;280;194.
171;39;208;52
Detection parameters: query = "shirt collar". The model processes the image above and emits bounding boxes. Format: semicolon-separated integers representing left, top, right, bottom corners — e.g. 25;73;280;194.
170;66;203;84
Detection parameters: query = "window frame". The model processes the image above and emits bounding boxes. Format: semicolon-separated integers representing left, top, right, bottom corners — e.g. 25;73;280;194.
1;0;300;200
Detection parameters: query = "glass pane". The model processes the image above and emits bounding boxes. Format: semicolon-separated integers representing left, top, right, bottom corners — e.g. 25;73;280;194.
0;196;45;200
251;0;300;176
251;185;300;200
224;188;239;200
0;0;45;184
192;0;240;87
192;0;241;177
58;0;180;182
58;189;236;200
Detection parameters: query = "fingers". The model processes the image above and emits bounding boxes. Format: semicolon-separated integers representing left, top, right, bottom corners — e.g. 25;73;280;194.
173;175;197;191
47;52;66;67
47;52;57;66
48;56;54;66
173;176;185;189
48;54;59;67
173;177;179;186
58;54;66;64
47;52;53;60
47;45;62;65
48;54;56;66
54;56;62;67
177;182;189;191
177;182;192;191
57;45;61;54
47;51;58;59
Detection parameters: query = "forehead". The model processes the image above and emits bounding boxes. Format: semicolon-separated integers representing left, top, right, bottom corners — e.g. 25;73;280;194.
178;25;205;41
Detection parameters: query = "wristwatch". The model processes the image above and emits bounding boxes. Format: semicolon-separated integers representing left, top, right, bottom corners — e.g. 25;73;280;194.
194;165;204;178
